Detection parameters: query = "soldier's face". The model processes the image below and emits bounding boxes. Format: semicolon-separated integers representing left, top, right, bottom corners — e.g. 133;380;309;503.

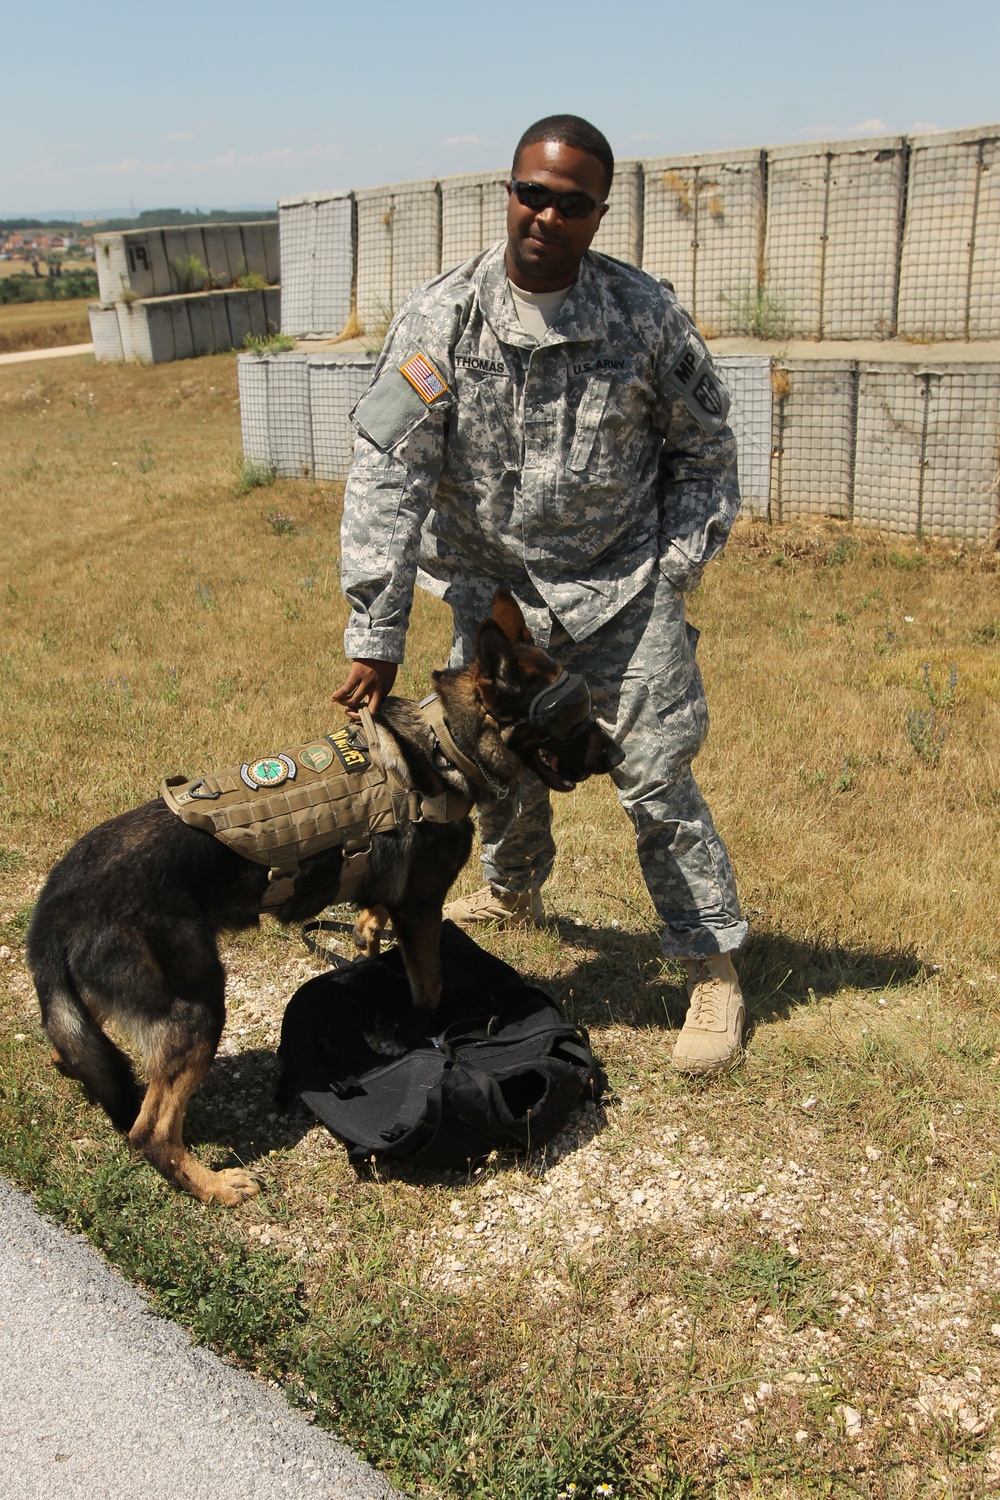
505;140;610;291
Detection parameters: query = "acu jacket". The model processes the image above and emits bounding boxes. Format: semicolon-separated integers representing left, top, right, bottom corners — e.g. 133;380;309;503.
340;240;741;664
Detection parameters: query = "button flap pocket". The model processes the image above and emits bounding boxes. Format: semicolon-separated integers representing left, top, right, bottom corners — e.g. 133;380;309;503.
567;374;611;472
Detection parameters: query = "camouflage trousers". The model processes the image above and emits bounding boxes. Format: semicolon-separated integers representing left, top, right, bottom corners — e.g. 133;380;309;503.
448;568;746;959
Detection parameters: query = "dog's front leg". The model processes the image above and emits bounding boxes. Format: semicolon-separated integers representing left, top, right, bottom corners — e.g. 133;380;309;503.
353;904;389;960
390;908;443;1012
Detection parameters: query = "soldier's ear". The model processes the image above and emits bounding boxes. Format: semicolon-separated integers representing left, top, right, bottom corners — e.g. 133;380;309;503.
491;589;533;645
474;619;518;689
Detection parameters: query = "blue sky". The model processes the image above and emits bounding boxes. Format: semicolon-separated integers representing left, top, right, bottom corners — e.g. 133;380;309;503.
5;0;998;217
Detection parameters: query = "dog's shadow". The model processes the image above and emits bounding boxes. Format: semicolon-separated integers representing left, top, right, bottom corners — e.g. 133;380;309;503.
184;1048;315;1171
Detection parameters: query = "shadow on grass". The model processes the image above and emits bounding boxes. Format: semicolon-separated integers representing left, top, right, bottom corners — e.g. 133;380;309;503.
534;919;923;1032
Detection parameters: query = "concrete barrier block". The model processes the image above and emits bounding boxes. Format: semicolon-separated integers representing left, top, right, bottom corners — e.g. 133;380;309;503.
88;303;124;362
968;134;1000;339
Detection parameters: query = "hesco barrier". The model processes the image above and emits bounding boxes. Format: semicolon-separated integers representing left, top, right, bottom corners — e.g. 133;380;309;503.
90;220;280;362
237;346;1000;544
277;123;999;347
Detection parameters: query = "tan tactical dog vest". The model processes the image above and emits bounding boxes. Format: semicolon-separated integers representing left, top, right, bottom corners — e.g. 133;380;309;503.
161;707;472;910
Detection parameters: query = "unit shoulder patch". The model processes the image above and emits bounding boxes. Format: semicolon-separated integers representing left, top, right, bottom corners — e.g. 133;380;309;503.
663;334;731;435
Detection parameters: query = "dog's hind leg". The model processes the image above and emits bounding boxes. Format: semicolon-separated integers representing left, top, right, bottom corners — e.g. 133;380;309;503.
127;929;259;1205
37;967;144;1133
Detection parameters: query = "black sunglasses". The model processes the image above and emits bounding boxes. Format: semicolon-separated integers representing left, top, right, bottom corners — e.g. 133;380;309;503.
509;179;607;220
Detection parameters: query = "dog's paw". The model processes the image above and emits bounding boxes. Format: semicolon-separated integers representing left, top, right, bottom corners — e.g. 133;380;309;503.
205;1168;261;1206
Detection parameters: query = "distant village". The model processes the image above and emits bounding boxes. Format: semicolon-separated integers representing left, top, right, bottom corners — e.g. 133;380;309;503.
0;227;96;270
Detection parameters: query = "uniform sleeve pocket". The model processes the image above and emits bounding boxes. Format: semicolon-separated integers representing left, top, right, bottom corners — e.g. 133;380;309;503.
352;367;449;452
566;374;611;472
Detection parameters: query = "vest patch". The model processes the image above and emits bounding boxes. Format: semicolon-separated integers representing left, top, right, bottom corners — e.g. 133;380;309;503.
297;740;335;773
329;725;372;773
241;754;296;790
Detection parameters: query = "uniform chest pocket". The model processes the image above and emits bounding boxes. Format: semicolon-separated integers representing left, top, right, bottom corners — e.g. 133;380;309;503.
469;376;519;472
567;374;612;473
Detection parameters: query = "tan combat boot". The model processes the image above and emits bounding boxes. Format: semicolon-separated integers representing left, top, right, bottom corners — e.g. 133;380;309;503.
443;884;545;930
671;954;745;1075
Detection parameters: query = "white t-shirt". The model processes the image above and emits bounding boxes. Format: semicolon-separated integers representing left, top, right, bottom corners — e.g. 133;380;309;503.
508;280;572;340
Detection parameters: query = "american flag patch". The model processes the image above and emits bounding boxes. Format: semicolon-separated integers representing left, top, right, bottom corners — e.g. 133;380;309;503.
399;352;448;404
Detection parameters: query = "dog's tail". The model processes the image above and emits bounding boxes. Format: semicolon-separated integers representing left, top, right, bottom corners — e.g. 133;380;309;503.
31;947;144;1134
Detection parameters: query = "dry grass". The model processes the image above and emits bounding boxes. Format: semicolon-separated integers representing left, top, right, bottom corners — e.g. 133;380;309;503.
0;297;93;353
2;351;1000;1497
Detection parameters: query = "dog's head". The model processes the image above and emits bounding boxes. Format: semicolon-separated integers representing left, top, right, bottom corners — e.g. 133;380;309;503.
455;590;624;792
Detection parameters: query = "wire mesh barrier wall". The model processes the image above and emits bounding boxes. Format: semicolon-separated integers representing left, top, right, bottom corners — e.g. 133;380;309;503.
897;127;1000;341
224;120;1000;545
92;288;280;364
240;346;999;543
278;192;354;337
855;365;1000;543
715;355;773;517
764;138;907;340
641;150;765;336
239;351;376;480
440;171;509;268
355;181;441;334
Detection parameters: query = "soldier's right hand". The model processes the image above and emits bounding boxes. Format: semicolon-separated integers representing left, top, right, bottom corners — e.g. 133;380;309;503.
331;659;399;718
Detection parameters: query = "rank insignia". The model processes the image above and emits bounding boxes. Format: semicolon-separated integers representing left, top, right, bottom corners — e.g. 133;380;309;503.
297;740;335;774
240;754;296;790
399;352;448;405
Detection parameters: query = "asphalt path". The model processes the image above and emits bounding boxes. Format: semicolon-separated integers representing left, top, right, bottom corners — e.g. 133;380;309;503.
0;1176;400;1499
0;343;93;366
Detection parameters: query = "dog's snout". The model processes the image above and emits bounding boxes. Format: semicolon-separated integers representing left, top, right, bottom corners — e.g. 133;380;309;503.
606;741;626;771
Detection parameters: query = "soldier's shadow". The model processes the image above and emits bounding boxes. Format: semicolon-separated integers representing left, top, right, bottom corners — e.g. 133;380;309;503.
535;919;923;1036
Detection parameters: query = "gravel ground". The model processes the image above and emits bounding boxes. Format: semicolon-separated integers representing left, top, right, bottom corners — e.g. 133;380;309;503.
0;1175;400;1500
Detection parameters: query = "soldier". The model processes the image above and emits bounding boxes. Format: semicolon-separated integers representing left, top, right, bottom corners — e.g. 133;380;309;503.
333;114;747;1074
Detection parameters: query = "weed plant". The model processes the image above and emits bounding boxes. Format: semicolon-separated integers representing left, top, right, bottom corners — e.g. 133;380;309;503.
2;355;1000;1497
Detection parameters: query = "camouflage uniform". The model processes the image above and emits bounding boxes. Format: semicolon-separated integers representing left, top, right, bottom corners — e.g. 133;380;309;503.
341;240;746;957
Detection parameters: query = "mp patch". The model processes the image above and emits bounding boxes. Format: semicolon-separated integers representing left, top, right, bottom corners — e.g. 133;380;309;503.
399;352;449;404
664;335;731;435
329;725;372;774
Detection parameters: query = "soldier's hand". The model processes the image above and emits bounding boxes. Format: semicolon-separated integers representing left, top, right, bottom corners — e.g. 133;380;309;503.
331;659;399;718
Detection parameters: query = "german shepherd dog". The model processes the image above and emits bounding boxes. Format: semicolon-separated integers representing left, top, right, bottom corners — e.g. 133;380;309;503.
27;592;622;1205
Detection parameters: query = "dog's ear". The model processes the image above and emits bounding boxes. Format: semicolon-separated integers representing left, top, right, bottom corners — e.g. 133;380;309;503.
491;589;533;645
474;618;518;689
